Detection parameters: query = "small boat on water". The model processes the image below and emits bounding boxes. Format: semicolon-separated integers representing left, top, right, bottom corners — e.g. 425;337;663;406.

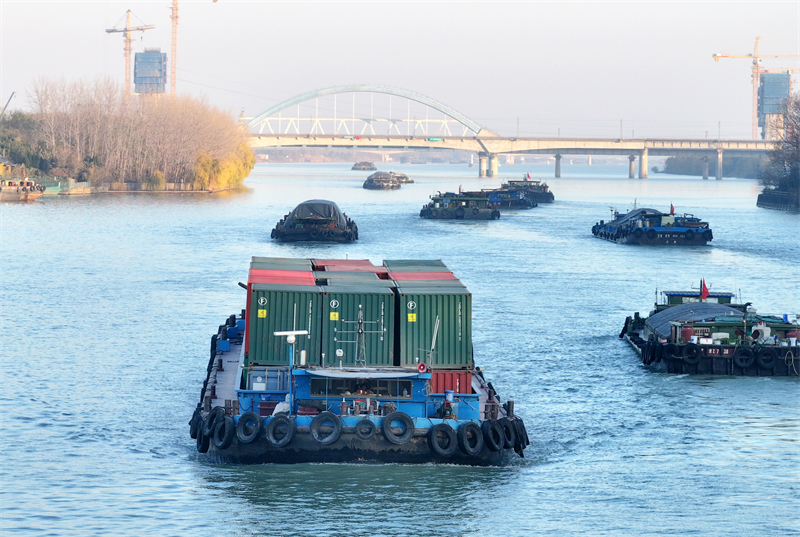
189;257;530;465
0;178;45;202
501;175;554;203
420;192;500;220
363;171;401;190
271;200;358;243
389;171;413;184
620;281;800;376
461;188;537;209
352;162;377;171
592;206;713;245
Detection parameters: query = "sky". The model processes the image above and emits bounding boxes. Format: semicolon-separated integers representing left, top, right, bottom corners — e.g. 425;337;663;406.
1;1;798;139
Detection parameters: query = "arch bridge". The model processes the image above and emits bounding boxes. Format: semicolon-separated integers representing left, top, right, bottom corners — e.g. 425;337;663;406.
246;84;776;179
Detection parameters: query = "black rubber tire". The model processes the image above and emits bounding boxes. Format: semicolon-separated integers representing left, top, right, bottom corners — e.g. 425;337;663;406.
634;228;644;239
733;347;755;369
196;428;210;453
482;420;504;452
265;415;295;448
236;411;262;444
440;209;450;218
685;230;695;241
455;207;465;219
309;228;320;239
682;343;702;365
512;418;528;453
472;208;480;215
270;229;277;239
703;230;713;241
430;209;439;218
354;418;376;440
189;410;201;439
642;340;652;364
663;343;680;358
619;317;631;338
202;406;224;437
457;422;484;456
382;412;414;445
310;411;343;445
213;415;235;450
428;423;458;457
756;348;778;369
646;229;657;240
498;417;516;449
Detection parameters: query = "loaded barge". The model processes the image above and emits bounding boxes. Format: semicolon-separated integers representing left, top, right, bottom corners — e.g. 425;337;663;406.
271;200;358;243
420;192;501;220
593;207;713;245
190;258;530;465
621;286;799;376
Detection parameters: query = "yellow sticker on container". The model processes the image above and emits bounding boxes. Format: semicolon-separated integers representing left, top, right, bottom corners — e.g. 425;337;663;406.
408;313;417;322
330;312;339;321
258;309;267;318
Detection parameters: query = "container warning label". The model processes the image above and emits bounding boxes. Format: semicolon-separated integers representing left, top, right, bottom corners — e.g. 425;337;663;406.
258;309;267;318
407;313;417;322
330;312;339;321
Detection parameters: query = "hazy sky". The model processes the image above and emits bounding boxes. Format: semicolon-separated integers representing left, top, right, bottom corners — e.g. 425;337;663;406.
1;1;798;139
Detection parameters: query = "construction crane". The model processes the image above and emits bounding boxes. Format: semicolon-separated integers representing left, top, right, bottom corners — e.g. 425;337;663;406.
106;11;155;100
713;36;800;139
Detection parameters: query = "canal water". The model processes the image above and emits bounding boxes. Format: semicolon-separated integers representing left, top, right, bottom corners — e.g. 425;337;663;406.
1;162;798;536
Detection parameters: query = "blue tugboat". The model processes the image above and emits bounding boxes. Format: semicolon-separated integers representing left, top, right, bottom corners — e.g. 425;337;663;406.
190;258;530;465
592;206;713;245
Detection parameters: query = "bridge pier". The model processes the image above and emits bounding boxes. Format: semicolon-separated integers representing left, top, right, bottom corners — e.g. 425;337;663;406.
628;155;635;178
479;155;488;177
554;154;561;178
488;155;499;177
716;149;723;180
639;148;648;179
702;156;709;180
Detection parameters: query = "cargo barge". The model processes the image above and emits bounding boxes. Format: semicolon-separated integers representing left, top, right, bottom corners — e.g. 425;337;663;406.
593;206;713;245
621;285;799;376
271;200;358;243
461;188;537;210
352;161;377;171
363;171;401;190
190;258;530;465
501;175;555;203
0;178;45;202
420;192;501;220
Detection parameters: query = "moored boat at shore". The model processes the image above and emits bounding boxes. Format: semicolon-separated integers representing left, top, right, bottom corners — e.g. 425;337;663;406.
420;192;500;220
189;257;530;465
0;178;45;202
620;284;799;376
271;200;358;243
593;206;713;245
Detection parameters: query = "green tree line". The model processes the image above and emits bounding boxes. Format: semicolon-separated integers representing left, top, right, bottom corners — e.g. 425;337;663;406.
661;155;765;179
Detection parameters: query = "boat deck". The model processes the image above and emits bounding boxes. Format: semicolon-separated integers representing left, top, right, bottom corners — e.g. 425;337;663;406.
203;341;245;410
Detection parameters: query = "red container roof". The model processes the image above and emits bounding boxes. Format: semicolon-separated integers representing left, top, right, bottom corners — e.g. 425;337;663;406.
249;268;313;281
324;265;389;274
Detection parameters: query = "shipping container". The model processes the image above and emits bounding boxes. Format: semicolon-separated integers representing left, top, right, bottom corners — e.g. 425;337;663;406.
390;272;458;281
323;278;396;288
313;271;381;281
395;286;473;369
383;259;448;268
430;370;474;394
247;284;323;366
389;280;465;288
250;257;312;271
386;265;453;273
323;265;389;274
250;269;316;281
321;286;395;367
313;259;375;268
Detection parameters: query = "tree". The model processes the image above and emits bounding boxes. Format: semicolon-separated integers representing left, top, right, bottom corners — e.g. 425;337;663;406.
759;94;800;196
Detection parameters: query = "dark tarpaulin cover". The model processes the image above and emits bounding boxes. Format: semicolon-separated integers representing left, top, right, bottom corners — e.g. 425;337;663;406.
645;303;743;338
284;200;347;228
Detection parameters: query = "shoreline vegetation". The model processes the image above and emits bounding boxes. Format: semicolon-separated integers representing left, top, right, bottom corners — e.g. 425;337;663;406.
0;78;254;193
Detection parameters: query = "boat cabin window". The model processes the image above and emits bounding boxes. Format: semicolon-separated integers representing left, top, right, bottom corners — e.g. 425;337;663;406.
310;378;413;398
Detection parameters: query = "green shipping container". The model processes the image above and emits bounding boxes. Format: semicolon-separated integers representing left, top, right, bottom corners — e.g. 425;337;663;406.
383;259;448;268
248;284;322;366
321;287;395;367
395;287;473;369
323;278;396;288
251;258;313;271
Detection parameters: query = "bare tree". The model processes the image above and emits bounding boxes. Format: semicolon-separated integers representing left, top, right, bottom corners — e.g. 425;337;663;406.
759;94;800;196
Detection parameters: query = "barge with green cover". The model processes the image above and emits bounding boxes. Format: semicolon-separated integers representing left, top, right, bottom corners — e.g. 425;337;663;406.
420;192;501;220
501;175;555;203
620;283;799;376
190;257;530;465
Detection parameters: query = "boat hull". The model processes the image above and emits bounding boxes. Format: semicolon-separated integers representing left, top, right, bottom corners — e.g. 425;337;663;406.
272;227;356;243
420;207;499;220
0;189;43;202
594;228;711;245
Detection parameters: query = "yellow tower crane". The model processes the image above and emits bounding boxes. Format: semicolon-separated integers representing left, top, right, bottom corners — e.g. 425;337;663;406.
713;36;800;140
106;11;155;101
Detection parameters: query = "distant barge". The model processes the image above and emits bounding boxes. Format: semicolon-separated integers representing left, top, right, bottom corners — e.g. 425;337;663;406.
501;176;554;203
593;207;713;245
621;287;799;376
420;192;500;220
271;200;358;243
190;257;530;465
352;161;377;171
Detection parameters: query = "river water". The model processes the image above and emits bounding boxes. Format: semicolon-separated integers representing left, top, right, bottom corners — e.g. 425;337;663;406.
1;162;798;536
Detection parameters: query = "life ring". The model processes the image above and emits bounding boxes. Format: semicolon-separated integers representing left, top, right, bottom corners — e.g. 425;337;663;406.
456;422;484;456
663;343;680;358
472;208;480;215
682;343;702;365
756;348;778;369
382;412;414;445
634;228;644;239
685;230;695;241
309;228;320;239
202;406;225;436
354;418;376;440
310;411;342;445
428;423;457;456
196;428;210;453
733;348;755;369
265;415;295;447
498;417;516;449
430;209;439;218
481;420;504;452
213;415;235;450
455;207;465;219
236;411;262;444
646;229;657;240
703;230;713;241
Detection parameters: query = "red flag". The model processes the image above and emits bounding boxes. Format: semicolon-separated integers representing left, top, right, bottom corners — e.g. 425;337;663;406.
670;203;674;215
701;279;709;300
527;172;531;179
458;185;462;194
